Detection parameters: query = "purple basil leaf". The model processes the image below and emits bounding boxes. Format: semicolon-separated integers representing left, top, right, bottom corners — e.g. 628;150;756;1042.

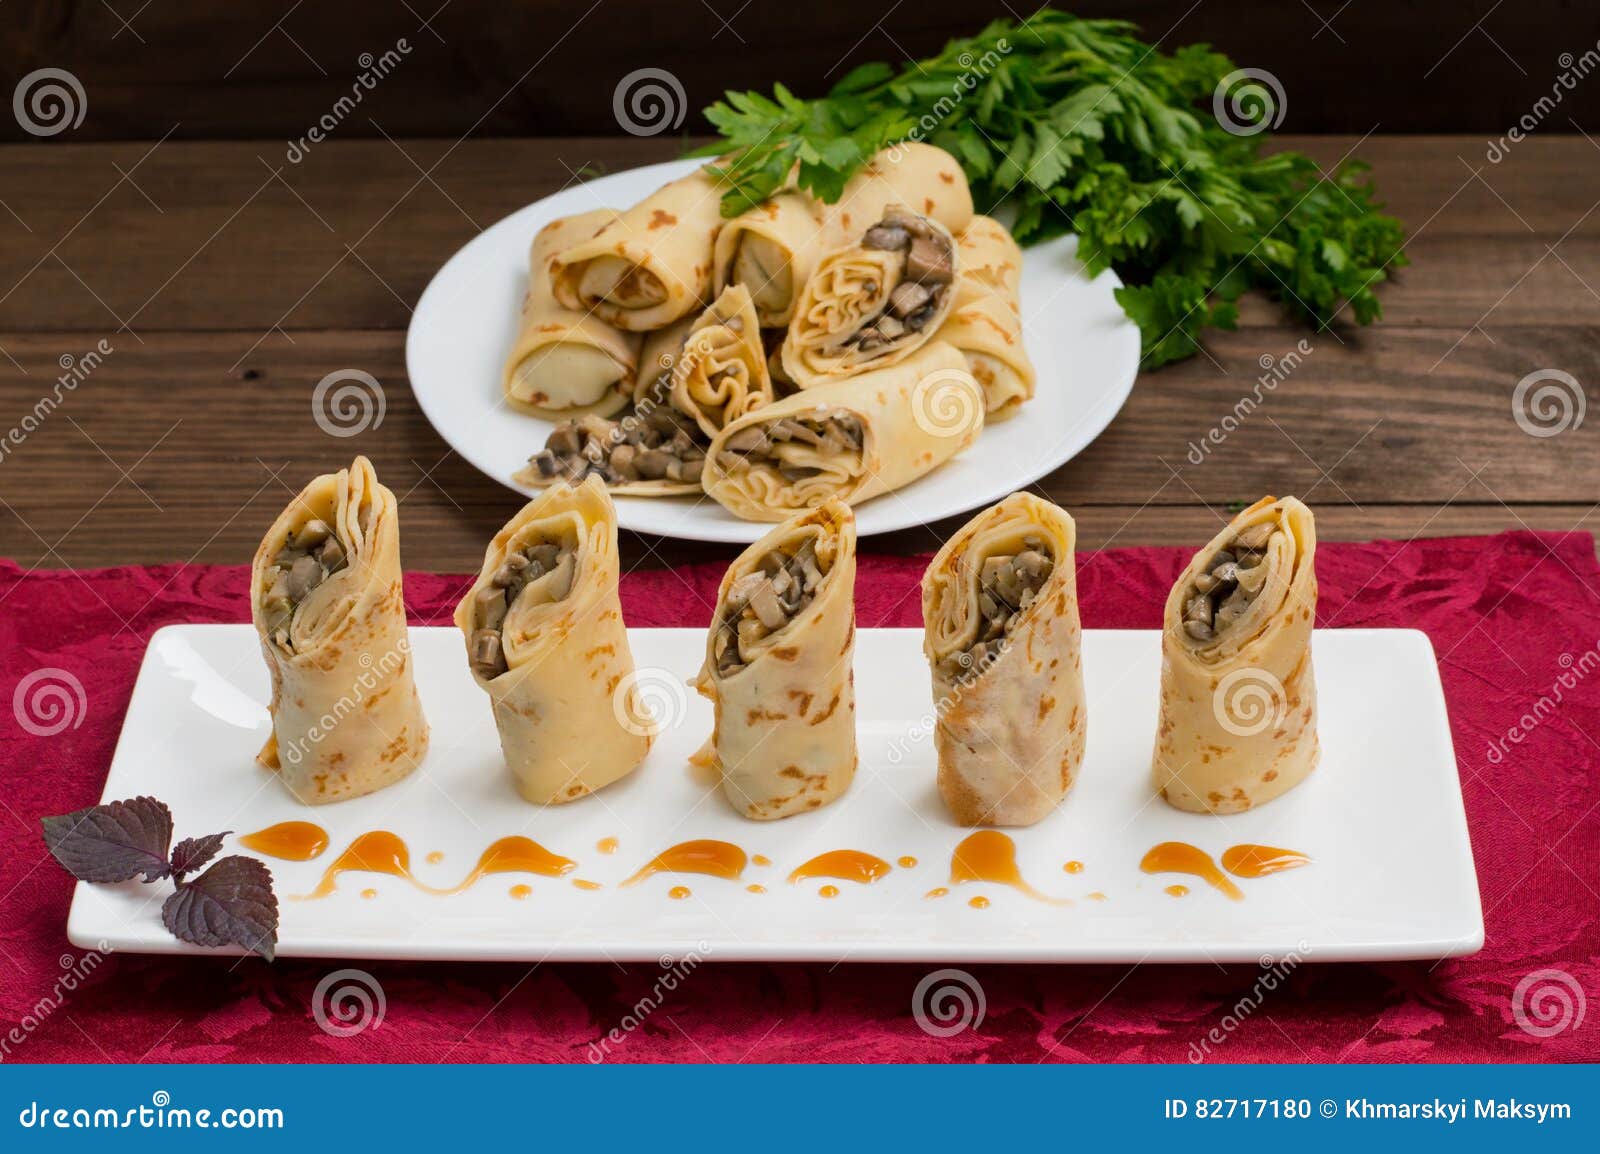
161;856;279;961
170;832;230;881
40;797;174;883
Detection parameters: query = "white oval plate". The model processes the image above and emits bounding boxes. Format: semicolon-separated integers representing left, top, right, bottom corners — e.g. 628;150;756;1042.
407;159;1141;543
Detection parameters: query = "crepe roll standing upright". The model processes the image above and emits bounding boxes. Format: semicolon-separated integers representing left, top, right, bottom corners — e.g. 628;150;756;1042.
703;340;984;521
921;493;1085;826
502;210;642;419
1153;497;1319;814
781;204;962;387
455;476;651;805
693;499;858;820
712;191;828;327
934;216;1035;419
251;456;428;804
549;166;725;331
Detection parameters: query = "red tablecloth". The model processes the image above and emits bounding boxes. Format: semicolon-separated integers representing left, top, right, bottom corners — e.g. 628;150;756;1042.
2;531;1597;1063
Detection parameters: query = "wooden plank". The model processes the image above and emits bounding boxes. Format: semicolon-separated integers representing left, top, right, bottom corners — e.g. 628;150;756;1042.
0;327;1593;570
0;137;1595;333
1;2;1591;140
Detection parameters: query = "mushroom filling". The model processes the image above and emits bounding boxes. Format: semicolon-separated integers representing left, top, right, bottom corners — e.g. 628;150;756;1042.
525;405;707;487
846;208;955;353
468;540;577;680
261;518;349;651
713;538;829;676
938;539;1054;678
718;413;864;484
1181;521;1279;643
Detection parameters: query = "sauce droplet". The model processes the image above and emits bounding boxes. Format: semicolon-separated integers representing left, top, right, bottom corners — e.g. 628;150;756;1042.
898;856;918;868
1221;844;1311;878
752;854;772;867
1165;884;1189;898
788;849;892;886
746;884;766;894
596;837;619;855
1063;860;1084;874
818;885;840;899
949;830;1069;905
925;887;949;900
509;884;532;900
360;888;377;900
299;831;426;899
968;895;990;909
571;878;602;891
1140;842;1244;900
1088;891;1107;902
668;885;691;900
240;821;329;862
426;851;444;865
622;840;747;887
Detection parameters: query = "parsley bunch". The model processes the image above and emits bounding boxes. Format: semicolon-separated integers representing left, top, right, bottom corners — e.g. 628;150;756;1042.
696;9;1406;368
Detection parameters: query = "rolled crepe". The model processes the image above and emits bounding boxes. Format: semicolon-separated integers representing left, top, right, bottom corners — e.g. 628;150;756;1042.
703;341;984;521
693;499;857;819
251;456;428;804
550;166;725;331
502;211;641;419
712;191;827;328
952;215;1022;302
1153;496;1319;814
821;142;974;245
454;476;651;805
935;215;1033;418
781;205;961;387
634;284;773;439
921;493;1085;826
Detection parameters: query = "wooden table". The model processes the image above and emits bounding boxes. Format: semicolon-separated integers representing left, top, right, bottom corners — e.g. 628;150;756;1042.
0;135;1595;573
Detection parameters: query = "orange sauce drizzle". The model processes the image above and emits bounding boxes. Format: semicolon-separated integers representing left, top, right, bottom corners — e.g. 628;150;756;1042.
1063;860;1084;874
297;832;575;899
925;887;950;899
747;884;766;894
360;888;377;900
426;851;444;865
898;856;918;868
621;839;747;887
1221;844;1311;878
668;885;691;900
239;821;329;861
596;837;620;855
1140;842;1244;901
787;849;892;887
1165;884;1189;897
509;884;532;900
948;830;1069;905
1087;891;1107;902
968;895;990;909
752;854;772;867
819;885;840;899
571;878;603;891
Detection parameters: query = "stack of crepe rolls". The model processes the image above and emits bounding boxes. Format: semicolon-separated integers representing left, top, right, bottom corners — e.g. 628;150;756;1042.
713;191;828;328
251;456;428;804
934;216;1034;419
502;210;641;419
693;499;857;819
702;340;984;521
1153;496;1319;814
454;476;651;805
550;166;725;331
921;493;1085;826
781;204;962;387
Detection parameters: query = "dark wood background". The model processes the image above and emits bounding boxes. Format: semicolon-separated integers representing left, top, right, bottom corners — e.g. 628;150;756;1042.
1;0;1595;139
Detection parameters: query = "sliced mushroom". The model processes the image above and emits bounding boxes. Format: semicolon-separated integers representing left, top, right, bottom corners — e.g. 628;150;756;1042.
938;545;1057;679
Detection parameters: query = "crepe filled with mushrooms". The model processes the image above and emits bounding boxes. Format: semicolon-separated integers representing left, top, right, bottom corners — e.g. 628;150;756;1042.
780;204;961;388
693;499;857;820
703;340;983;521
250;456;429;804
713;191;827;328
921;493;1085;826
454;476;651;805
549;166;724;331
502;210;642;420
1153;496;1319;814
934;216;1034;419
634;283;773;439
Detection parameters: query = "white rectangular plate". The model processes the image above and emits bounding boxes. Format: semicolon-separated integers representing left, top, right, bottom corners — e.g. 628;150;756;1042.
69;626;1482;964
